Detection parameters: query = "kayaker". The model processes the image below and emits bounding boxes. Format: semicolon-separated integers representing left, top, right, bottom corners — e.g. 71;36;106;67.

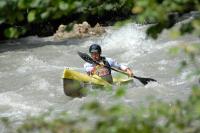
84;44;133;83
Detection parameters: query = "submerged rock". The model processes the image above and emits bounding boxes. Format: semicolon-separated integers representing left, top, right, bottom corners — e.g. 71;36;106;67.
53;21;106;40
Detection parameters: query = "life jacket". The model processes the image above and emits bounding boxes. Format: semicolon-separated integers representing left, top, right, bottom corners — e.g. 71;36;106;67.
93;57;113;83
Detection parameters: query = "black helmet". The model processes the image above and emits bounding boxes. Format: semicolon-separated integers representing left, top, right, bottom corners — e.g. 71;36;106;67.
89;44;101;54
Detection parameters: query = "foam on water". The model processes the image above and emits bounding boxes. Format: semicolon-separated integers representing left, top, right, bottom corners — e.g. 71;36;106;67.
85;24;156;59
0;22;199;131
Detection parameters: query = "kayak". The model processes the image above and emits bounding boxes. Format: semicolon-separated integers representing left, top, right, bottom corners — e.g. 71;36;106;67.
62;68;133;97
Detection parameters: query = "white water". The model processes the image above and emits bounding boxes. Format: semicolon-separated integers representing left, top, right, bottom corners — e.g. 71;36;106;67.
0;23;199;131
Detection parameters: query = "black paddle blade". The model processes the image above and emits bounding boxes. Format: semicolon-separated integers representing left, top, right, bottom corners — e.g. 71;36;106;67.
78;51;95;64
133;76;157;85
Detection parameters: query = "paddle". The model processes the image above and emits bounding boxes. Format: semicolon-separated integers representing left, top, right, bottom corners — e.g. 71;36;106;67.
78;51;157;85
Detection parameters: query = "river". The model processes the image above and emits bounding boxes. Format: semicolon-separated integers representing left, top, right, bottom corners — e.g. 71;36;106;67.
0;23;199;132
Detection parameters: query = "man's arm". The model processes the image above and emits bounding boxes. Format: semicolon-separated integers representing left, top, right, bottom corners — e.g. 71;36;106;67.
107;58;134;77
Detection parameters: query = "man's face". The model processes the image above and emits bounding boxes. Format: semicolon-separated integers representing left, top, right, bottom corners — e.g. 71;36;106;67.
91;52;100;61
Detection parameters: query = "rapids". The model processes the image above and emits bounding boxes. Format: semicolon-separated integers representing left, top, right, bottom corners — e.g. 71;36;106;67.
0;23;199;131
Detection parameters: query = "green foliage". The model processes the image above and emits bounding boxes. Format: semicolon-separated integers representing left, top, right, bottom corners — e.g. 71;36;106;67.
0;0;134;39
114;19;133;28
169;43;200;79
114;86;126;98
1;85;200;133
4;27;20;39
132;0;200;39
1;0;199;39
27;10;36;22
16;111;89;133
4;26;26;39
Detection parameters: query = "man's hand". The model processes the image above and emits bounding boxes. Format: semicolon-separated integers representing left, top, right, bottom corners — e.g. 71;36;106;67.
99;62;105;66
90;67;96;75
90;65;100;75
125;68;133;77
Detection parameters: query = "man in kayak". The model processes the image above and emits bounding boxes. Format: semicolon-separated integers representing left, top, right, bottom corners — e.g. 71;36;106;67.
84;44;133;83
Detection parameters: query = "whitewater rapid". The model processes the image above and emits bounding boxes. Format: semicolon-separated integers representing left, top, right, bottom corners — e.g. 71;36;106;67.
0;23;199;131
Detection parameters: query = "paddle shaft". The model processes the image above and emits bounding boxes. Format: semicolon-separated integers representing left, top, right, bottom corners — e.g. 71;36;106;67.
112;68;141;79
95;60;157;84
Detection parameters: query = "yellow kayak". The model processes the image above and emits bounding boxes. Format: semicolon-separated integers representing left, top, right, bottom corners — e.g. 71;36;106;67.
62;68;133;97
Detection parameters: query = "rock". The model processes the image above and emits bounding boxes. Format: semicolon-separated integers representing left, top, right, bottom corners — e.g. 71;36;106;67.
58;24;66;32
53;21;106;40
93;23;106;35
